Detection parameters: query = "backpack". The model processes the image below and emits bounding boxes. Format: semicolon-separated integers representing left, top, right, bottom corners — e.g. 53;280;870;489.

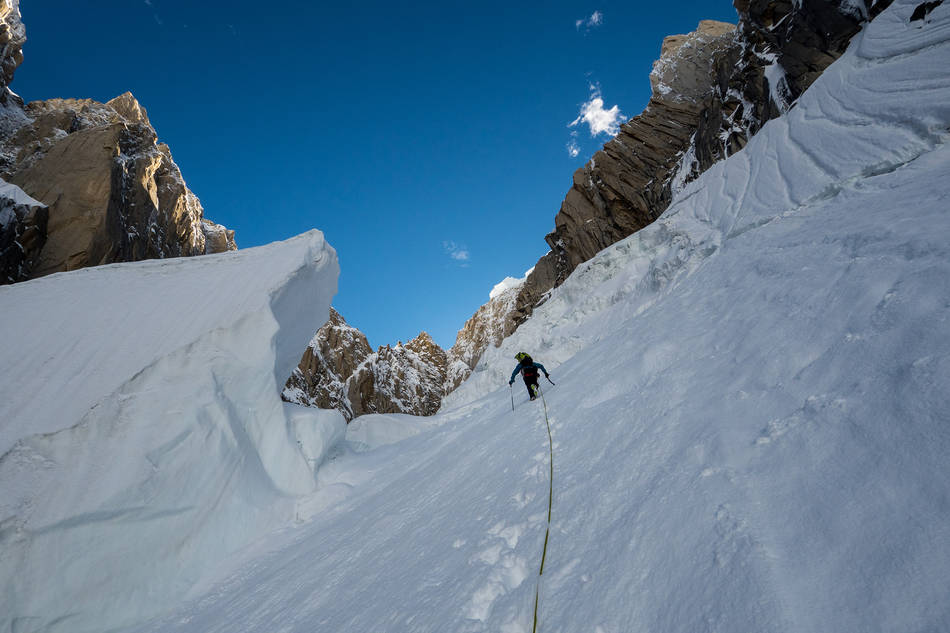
521;360;539;379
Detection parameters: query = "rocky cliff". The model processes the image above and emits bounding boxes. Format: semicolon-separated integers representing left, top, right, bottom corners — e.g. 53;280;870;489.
444;274;527;392
512;0;894;324
0;3;234;284
283;308;374;421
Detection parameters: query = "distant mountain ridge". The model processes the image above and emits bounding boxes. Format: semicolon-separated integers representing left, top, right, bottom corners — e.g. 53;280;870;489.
283;280;525;419
290;0;894;421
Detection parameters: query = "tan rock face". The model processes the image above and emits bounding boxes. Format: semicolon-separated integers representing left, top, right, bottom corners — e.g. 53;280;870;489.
285;279;530;420
650;20;736;103
0;93;236;277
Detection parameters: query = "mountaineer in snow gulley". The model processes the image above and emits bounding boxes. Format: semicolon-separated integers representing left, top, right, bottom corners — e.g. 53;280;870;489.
509;352;552;401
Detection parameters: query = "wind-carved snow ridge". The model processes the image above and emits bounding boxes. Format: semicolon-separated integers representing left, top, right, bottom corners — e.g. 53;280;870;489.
0;231;345;633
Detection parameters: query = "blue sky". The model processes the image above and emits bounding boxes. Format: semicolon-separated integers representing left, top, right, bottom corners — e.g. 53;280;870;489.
13;1;738;349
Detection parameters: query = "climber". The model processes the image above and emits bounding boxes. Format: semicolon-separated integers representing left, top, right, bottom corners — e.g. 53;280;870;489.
508;352;552;401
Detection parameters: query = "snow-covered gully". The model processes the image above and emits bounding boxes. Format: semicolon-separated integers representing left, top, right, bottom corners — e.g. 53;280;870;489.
2;1;949;632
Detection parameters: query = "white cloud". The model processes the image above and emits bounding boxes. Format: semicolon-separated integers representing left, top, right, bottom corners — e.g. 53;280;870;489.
569;86;624;137
575;10;604;32
567;131;581;157
443;241;470;265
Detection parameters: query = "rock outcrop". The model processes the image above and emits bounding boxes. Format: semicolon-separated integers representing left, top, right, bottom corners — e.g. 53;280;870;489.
0;94;236;278
350;333;449;418
0;177;47;282
284;310;450;421
0;4;235;283
512;0;893;325
445;277;526;392
283;308;374;420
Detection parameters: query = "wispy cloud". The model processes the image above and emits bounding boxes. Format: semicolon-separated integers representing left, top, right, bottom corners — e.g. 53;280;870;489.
567;131;581;157
575;10;604;32
144;0;163;25
568;85;624;138
443;241;470;265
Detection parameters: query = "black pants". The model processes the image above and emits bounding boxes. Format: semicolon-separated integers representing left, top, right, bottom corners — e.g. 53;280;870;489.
523;375;539;397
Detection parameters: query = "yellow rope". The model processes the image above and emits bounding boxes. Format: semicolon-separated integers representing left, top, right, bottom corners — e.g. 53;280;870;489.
532;386;554;633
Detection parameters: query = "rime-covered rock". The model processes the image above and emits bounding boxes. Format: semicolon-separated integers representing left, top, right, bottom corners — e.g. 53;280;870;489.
283;308;374;421
0;177;46;283
284;313;450;421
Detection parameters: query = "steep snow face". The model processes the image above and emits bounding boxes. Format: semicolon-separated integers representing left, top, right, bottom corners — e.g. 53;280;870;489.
131;3;950;632
0;231;344;632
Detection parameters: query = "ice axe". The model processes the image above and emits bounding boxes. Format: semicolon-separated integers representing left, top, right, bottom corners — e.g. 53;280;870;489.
509;383;514;411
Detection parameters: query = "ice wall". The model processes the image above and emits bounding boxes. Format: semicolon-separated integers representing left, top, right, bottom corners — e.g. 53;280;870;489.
0;230;345;632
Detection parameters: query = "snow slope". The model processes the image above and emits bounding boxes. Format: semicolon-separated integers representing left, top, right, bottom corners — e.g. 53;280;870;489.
0;231;344;632
124;3;950;633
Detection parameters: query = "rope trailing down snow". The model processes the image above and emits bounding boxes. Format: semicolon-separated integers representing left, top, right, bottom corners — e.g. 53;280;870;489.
532;385;554;633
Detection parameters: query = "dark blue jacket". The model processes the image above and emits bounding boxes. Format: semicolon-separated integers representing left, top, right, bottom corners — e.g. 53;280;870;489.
510;361;548;384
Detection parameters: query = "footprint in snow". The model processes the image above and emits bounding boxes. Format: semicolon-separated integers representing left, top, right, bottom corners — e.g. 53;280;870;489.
464;520;531;622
